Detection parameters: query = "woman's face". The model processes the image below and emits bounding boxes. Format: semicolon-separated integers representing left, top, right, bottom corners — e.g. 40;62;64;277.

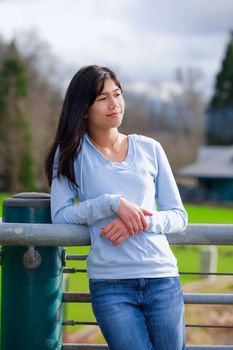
87;79;125;131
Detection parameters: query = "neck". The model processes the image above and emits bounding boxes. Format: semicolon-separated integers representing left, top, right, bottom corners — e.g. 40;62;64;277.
88;128;119;148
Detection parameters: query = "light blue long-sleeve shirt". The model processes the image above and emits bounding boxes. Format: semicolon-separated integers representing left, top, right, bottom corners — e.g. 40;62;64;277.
51;133;188;279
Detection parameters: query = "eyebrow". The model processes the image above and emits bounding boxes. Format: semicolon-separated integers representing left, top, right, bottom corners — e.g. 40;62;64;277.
97;88;121;96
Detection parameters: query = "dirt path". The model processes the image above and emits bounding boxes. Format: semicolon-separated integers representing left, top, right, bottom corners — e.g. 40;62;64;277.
63;325;101;344
184;276;233;344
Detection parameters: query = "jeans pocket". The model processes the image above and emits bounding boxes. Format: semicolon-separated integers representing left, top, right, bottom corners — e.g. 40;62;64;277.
89;279;110;289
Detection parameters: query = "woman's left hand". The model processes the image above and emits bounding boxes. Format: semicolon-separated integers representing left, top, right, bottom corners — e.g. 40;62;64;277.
100;218;131;246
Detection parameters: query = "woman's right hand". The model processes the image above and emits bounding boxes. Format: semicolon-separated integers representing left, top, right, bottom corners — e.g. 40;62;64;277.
117;197;153;235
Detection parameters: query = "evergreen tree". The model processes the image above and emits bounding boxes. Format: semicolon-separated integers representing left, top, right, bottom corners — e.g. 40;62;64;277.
207;31;233;144
0;42;35;192
210;31;233;108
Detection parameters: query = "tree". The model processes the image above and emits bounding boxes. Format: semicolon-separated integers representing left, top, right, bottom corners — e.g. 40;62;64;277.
172;66;206;136
0;33;63;191
210;31;233;108
0;41;35;192
206;31;233;145
18;129;35;191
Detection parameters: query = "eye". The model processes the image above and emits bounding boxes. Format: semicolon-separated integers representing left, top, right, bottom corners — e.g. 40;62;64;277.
97;97;106;101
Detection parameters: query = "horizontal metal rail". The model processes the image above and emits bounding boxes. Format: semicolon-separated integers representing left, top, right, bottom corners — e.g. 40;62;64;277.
186;324;233;329
184;293;233;304
63;346;108;350
63;292;90;303
66;254;89;260
63;268;86;273
62;345;233;350
62;292;233;305
63;269;233;276
62;344;108;350
180;272;233;276
0;223;233;246
63;320;97;326
186;347;233;350
62;320;233;329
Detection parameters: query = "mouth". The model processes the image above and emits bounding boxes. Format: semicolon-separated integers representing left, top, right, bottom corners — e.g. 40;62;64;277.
107;111;121;117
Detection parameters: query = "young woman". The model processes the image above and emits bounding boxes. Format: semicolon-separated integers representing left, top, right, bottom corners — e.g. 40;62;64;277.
45;65;187;350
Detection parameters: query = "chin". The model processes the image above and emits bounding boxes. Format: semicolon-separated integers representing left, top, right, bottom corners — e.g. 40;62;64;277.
114;119;123;128
108;117;123;127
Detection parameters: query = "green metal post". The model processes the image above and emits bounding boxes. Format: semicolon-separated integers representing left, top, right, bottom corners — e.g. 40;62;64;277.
1;193;63;350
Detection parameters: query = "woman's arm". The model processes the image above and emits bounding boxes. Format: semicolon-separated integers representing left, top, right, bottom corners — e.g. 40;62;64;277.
101;141;187;241
146;142;188;234
51;173;122;225
51;172;152;228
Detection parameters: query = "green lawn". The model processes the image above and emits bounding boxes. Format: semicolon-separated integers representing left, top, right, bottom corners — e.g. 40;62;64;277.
0;198;233;334
0;193;10;217
171;204;233;283
185;203;233;224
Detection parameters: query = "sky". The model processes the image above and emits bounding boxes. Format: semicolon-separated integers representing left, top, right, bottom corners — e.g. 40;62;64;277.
0;0;232;99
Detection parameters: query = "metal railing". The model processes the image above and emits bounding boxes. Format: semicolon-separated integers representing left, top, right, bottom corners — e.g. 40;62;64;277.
0;223;233;350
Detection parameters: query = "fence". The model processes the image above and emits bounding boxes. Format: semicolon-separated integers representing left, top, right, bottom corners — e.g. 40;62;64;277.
0;193;233;349
0;223;233;349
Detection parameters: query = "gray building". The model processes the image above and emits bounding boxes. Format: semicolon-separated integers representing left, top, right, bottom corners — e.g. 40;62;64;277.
176;146;233;202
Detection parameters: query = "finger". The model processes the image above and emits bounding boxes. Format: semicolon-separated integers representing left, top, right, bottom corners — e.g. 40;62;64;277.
133;212;145;234
100;229;107;237
100;222;114;236
141;208;153;216
129;218;140;235
137;215;144;232
112;234;129;246
108;231;121;242
124;219;134;235
105;227;119;239
127;212;141;235
143;219;149;231
109;229;128;243
100;226;117;238
139;214;149;231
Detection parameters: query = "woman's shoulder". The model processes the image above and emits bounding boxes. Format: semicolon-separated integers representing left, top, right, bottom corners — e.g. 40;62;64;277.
129;133;161;149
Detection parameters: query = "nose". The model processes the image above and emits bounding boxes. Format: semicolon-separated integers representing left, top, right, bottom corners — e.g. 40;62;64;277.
109;96;118;110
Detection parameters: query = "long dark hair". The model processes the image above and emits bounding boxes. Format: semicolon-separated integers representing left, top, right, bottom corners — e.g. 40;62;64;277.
45;65;122;187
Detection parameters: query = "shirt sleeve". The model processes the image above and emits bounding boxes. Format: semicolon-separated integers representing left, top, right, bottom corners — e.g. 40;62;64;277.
50;169;121;225
146;142;188;234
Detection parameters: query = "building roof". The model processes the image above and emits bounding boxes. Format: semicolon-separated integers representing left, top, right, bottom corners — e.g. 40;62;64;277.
176;146;233;179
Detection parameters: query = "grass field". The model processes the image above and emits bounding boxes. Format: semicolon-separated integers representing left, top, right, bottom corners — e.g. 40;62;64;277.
0;193;10;218
174;203;233;283
185;203;233;224
0;196;232;334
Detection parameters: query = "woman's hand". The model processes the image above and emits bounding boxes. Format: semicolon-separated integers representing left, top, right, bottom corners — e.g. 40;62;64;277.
100;218;130;246
117;197;153;235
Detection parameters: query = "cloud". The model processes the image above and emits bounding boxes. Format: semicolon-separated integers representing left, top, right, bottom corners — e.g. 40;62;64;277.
127;0;233;36
0;0;232;97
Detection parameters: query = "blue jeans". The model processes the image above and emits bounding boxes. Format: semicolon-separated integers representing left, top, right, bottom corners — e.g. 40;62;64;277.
89;277;186;350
